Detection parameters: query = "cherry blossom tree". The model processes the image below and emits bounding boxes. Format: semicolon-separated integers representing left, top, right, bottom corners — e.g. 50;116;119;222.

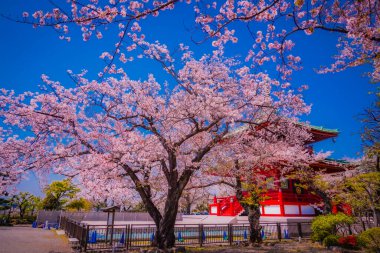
0;50;311;249
202;125;316;244
12;0;379;81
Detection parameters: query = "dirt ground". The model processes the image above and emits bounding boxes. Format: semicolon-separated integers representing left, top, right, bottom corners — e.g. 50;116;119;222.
126;240;363;253
0;225;72;253
180;240;363;253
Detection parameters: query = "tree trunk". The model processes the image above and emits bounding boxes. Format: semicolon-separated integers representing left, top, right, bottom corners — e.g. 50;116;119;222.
376;210;380;227
371;207;380;227
19;207;24;219
185;203;191;215
7;207;12;222
316;190;332;214
235;174;262;245
184;195;191;215
152;188;182;250
247;205;262;244
154;214;177;249
124;161;193;251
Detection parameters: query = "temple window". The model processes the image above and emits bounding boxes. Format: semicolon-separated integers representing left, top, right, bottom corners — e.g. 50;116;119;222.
280;179;289;189
266;177;275;189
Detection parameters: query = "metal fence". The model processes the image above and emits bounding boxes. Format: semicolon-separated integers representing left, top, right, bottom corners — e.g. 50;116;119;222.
37;210;183;226
36;210;62;226
60;216;313;252
336;219;371;236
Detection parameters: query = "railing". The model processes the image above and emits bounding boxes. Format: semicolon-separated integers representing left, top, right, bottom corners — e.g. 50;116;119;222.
60;216;89;251
38;210;182;226
60;216;314;252
262;192;322;204
211;192;323;216
210;196;244;216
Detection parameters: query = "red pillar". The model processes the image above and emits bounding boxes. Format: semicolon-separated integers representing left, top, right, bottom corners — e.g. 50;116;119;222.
278;188;285;216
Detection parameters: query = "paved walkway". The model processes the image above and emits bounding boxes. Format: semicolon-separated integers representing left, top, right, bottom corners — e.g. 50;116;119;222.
0;226;71;253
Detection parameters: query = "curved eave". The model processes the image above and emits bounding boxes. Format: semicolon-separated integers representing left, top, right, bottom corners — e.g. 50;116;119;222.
225;123;339;144
310;159;354;173
306;127;339;144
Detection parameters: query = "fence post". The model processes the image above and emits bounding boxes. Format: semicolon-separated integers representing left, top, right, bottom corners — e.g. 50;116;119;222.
228;224;233;245
69;221;73;237
297;223;303;238
80;224;86;250
73;221;78;239
60;216;63;230
199;224;204;247
125;225;129;250
58;210;62;228
277;223;282;241
105;224;109;245
84;225;89;252
128;225;133;250
67;221;71;237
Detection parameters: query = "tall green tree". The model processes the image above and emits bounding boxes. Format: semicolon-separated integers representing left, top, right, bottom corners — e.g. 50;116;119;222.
11;192;36;219
337;172;380;226
29;196;42;216
41;179;79;210
65;198;92;211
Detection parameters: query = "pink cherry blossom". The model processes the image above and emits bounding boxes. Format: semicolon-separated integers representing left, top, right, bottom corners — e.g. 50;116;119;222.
0;50;314;248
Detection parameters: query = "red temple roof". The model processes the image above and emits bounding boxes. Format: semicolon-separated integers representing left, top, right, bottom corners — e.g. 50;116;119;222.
307;125;339;144
226;122;339;144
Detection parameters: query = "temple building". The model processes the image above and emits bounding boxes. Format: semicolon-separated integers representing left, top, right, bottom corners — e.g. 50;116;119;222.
209;125;352;219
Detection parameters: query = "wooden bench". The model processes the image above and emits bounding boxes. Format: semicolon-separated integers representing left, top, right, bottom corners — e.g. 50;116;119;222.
68;238;80;252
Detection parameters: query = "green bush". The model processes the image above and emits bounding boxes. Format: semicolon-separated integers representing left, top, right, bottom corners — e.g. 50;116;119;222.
10;216;36;225
358;227;380;252
0;215;12;226
311;213;354;242
323;234;340;247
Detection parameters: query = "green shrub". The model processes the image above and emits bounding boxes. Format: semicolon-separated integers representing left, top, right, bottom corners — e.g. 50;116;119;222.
358;227;380;252
311;213;354;242
0;215;11;226
10;217;34;225
323;234;340;247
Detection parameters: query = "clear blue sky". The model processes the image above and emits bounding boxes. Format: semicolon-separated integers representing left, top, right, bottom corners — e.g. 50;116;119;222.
0;1;376;196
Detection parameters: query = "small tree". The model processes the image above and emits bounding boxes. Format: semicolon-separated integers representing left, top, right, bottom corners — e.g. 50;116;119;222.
41;179;79;211
337;171;380;226
65;198;92;211
0;197;12;223
11;192;36;219
179;178;212;214
29;195;41;217
311;213;354;242
235;177;268;244
207;132;316;245
292;170;339;214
